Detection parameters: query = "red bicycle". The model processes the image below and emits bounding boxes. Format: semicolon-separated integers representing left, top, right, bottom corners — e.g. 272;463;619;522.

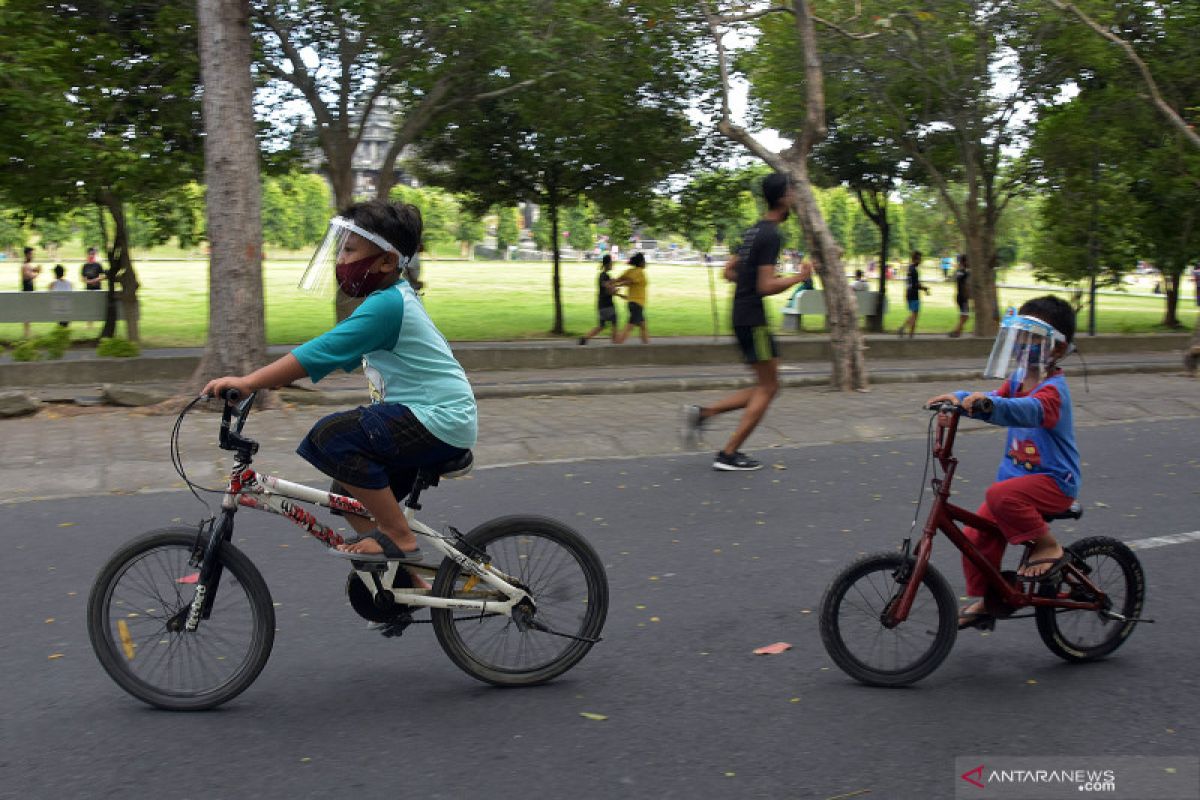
819;400;1149;687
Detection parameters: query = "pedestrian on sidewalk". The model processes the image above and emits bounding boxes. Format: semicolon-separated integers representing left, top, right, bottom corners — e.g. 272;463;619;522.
612;252;649;344
681;172;811;472
202;199;477;576
579;254;622;344
80;246;105;330
898;250;930;338
949;253;970;337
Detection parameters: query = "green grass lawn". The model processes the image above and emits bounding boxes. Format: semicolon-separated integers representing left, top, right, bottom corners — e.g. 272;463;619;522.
2;258;1195;347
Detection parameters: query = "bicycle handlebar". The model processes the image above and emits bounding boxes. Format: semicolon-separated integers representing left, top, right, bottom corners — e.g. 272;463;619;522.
926;397;993;415
220;388;243;404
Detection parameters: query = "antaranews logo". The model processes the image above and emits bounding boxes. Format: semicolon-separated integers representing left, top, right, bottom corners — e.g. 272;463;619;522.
960;765;1116;792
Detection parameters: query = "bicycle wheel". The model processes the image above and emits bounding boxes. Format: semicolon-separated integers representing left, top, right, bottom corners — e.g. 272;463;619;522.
87;528;275;711
820;552;958;687
1035;536;1145;662
431;515;608;686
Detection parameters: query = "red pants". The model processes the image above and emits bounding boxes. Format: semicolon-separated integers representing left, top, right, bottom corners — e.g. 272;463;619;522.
962;475;1073;596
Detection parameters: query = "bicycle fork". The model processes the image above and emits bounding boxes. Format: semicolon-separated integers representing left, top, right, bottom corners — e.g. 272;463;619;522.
169;511;234;633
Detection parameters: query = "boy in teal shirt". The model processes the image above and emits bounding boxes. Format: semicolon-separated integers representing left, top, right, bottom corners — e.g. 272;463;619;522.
203;200;477;563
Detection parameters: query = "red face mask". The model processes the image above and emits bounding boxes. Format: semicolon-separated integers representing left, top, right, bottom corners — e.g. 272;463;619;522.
335;255;390;297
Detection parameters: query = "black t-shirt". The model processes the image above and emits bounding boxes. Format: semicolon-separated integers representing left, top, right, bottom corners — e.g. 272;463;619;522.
732;220;781;327
905;264;922;302
955;267;969;305
82;261;104;289
597;269;614;309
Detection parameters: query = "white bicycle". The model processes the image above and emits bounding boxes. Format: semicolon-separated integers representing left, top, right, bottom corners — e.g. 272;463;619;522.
87;390;609;710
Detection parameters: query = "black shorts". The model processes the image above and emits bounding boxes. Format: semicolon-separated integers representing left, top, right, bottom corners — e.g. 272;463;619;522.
296;403;467;495
628;302;645;325
733;325;779;364
957;298;970;314
597;305;616;326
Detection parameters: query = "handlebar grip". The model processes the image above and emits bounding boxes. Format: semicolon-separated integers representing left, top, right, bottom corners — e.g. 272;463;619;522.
976;397;994;415
220;388;242;403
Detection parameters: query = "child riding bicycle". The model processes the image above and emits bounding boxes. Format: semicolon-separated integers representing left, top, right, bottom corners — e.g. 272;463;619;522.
926;295;1079;630
202;200;477;567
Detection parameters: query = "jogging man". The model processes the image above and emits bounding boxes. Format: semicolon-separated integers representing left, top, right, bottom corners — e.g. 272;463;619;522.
682;172;811;471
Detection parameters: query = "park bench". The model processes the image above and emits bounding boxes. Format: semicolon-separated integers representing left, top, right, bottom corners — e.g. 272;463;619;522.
780;288;882;331
0;291;125;326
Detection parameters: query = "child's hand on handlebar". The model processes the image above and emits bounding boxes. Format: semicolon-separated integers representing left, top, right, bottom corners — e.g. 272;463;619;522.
960;392;991;413
201;376;252;402
926;393;959;409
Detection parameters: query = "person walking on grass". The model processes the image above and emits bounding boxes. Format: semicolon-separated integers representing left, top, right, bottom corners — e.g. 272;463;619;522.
579;254;622;344
949;253;971;338
612;252;649;344
898;250;930;338
680;172;812;472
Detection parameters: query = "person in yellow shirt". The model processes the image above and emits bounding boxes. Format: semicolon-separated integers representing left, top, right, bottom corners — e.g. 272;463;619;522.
612;252;649;344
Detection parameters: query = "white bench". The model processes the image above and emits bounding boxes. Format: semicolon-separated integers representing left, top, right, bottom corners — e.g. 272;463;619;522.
780;289;882;331
0;291;124;324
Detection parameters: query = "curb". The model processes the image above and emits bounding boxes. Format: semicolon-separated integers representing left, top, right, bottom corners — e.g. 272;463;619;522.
276;361;1184;405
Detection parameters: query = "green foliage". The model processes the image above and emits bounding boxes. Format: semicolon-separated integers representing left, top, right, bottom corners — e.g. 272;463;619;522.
10;340;41;361
33;328;71;359
263;173;332;250
96;337;141;358
0;209;26;251
494;206;520;253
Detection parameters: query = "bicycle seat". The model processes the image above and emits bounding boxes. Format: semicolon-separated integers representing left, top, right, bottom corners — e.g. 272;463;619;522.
1042;501;1083;522
431;450;474;479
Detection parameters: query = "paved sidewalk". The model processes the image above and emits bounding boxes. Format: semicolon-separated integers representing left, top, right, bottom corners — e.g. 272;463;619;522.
1;371;1195;503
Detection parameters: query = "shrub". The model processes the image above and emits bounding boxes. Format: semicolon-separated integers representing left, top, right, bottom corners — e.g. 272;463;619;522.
35;328;71;360
11;340;42;362
96;336;141;358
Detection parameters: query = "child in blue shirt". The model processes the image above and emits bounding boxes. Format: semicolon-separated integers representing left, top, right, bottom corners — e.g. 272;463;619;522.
203;200;477;564
927;295;1080;629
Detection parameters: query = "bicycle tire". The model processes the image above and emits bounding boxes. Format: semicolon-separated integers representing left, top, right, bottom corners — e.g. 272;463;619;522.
87;528;275;711
431;515;608;687
1035;536;1145;662
820;552;958;687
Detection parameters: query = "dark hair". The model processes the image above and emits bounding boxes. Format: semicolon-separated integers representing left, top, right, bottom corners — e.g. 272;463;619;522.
1019;294;1076;344
87;247;98;255
628;252;646;268
854;269;864;280
600;254;612;268
339;199;422;259
762;172;791;209
23;246;34;258
911;250;922;263
53;264;65;278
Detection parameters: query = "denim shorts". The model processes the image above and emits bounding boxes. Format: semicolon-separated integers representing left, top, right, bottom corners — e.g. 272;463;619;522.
296;404;467;497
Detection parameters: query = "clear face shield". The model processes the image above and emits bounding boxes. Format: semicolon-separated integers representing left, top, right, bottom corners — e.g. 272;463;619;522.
298;217;411;298
984;314;1067;388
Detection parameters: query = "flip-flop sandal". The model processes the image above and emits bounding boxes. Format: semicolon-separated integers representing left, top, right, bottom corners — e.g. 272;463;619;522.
329;530;423;564
1017;552;1070;583
957;605;995;631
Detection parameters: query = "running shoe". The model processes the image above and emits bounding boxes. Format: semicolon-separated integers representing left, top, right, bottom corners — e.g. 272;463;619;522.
712;450;762;471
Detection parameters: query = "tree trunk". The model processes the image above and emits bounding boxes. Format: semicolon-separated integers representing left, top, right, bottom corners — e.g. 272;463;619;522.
190;0;267;391
549;195;563;335
965;221;999;336
789;0;866;390
1161;269;1181;328
98;191;140;342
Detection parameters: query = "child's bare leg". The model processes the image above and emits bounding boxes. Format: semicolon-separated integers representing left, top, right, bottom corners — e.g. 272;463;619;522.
334;483;418;554
341;510;429;587
1018;532;1064;577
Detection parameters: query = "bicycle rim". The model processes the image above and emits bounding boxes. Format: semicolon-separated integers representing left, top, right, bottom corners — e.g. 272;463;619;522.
96;539;265;705
434;517;607;683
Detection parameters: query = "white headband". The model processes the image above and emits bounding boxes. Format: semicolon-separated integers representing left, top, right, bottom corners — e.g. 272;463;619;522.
330;216;411;268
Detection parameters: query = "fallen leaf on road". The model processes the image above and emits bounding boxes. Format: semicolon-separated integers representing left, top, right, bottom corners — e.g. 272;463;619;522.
57;522;76;528
753;642;792;655
579;712;607;721
48;653;64;660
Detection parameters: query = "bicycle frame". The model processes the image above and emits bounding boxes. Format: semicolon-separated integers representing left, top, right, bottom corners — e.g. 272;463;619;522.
885;408;1107;626
200;458;531;619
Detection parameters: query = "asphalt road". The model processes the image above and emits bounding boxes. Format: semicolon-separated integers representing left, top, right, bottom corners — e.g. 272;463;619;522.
3;418;1197;800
